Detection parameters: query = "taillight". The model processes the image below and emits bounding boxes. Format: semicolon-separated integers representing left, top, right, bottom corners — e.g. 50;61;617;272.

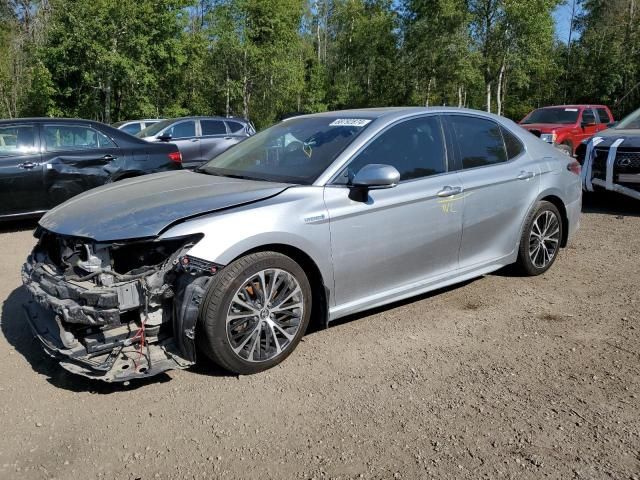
567;159;581;175
168;151;182;164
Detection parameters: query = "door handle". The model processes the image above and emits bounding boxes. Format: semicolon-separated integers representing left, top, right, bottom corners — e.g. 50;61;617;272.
517;171;535;180
102;154;117;161
190;138;199;143
224;136;232;140
18;162;39;169
437;186;463;197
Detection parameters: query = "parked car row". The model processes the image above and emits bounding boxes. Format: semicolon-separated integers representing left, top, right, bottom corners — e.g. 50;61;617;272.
0;118;182;220
0;115;257;220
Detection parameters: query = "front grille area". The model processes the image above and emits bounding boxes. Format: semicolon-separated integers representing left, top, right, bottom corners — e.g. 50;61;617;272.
615;150;640;173
592;148;640;175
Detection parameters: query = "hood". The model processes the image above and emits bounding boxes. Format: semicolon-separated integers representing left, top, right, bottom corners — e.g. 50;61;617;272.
39;170;291;241
594;128;640;147
520;123;573;133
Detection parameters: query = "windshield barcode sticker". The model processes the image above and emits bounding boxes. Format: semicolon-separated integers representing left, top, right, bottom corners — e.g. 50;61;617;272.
329;119;372;127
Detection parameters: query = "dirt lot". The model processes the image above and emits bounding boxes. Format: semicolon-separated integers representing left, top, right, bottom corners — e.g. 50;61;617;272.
0;194;638;480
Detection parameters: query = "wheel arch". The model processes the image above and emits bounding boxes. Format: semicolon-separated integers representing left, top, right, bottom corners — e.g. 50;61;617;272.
539;194;569;247
227;243;330;331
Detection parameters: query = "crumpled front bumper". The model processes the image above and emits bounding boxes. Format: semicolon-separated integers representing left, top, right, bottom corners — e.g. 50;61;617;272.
21;260;195;383
22;300;191;382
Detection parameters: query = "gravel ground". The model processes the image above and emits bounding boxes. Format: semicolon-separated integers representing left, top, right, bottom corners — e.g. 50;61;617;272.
0;193;638;480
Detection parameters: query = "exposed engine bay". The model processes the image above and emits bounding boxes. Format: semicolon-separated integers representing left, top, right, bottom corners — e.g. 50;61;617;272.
22;228;220;382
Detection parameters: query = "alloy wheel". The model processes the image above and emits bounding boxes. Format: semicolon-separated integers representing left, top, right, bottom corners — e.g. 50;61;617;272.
529;210;561;269
226;268;304;363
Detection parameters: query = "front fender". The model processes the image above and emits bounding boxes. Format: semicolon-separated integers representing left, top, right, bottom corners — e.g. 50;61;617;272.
158;187;334;300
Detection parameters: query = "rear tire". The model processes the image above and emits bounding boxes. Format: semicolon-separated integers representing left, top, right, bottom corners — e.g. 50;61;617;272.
198;251;312;375
516;201;563;276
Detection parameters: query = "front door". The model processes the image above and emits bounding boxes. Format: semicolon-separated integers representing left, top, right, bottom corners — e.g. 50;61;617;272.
0;123;44;216
324;115;463;314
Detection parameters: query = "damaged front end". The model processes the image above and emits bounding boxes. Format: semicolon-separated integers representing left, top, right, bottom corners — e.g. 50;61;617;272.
22;229;220;382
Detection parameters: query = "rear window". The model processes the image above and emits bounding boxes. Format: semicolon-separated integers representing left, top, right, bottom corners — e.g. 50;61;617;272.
226;121;246;134
201;120;227;136
448;115;507;169
501;127;524;159
596;108;611;124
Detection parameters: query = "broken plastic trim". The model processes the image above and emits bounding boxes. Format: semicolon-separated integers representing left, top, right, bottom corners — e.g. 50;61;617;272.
21;231;220;382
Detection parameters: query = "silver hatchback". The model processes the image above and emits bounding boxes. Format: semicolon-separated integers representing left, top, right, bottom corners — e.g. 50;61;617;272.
23;107;582;382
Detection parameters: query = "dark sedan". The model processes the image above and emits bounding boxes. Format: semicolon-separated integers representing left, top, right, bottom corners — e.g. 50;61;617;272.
0;118;182;220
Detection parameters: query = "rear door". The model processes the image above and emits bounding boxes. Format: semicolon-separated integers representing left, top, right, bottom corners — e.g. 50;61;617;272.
41;123;124;207
199;119;237;164
595;107;613;131
444;114;540;270
0;123;44;216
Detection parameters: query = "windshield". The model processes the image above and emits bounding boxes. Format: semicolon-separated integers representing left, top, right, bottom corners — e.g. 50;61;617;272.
198;116;374;184
137;119;174;137
522;107;580;125
616;108;640;129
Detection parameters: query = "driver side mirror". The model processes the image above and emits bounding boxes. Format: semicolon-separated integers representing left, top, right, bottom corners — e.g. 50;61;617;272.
581;119;596;128
157;133;172;142
352;164;400;190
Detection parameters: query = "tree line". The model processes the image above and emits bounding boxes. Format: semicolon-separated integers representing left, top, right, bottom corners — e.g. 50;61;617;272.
1;0;639;129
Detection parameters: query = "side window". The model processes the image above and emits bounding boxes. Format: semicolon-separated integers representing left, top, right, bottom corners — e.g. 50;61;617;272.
166;121;196;139
500;127;524;160
596;108;611;124
121;123;142;135
201;120;227;136
341;116;447;182
582;109;596;125
225;121;246;134
448;115;507;169
44;125;116;151
0;125;36;156
97;130;117;147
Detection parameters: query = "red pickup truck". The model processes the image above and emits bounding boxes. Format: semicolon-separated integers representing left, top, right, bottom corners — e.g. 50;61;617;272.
519;105;614;156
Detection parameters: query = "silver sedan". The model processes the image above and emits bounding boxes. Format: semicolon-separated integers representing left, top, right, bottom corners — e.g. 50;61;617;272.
23;107;582;381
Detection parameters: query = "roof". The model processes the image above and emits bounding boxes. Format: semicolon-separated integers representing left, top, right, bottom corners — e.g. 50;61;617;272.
283;106;517;125
537;104;610;109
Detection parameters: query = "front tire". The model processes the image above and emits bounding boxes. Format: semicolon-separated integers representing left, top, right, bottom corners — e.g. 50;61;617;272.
516;201;563;276
198;251;312;374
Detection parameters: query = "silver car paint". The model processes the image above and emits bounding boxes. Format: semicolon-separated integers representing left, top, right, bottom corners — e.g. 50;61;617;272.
155;107;582;323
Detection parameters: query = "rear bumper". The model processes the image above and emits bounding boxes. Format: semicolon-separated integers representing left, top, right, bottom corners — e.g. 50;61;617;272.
565;197;582;245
